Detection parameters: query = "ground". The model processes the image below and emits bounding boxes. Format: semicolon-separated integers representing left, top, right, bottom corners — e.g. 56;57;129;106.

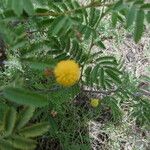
89;25;150;150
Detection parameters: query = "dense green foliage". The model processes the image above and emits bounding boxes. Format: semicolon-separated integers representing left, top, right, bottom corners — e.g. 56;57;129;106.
0;0;150;149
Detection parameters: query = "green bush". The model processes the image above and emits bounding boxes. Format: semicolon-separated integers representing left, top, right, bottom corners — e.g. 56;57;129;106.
0;0;150;149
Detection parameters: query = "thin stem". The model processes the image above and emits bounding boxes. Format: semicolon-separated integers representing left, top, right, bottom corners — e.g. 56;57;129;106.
83;88;118;95
80;4;110;87
80;38;94;88
36;2;113;17
141;89;150;96
26;30;47;34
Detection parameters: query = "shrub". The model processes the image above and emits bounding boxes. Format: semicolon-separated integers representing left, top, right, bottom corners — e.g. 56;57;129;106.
0;0;149;149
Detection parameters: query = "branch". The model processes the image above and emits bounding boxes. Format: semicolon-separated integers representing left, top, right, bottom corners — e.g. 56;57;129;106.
26;30;47;34
134;89;150;97
36;2;113;17
83;88;118;95
84;88;150;97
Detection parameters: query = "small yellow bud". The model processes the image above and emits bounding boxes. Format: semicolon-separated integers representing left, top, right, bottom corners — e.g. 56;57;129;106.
90;99;99;108
44;68;53;77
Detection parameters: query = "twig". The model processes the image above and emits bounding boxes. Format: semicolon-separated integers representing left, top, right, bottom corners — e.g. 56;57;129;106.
83;88;118;95
36;2;113;17
84;88;150;97
26;30;47;34
134;89;150;97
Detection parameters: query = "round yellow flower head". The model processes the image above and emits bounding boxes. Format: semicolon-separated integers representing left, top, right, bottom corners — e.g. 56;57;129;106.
54;60;80;87
90;99;99;108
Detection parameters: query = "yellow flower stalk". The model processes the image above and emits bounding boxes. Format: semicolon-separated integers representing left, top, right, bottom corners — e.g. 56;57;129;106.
54;60;80;87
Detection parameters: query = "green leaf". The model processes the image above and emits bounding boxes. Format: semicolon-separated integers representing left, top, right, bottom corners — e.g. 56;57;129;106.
91;64;100;84
48;1;62;12
85;66;92;85
95;40;106;49
49;85;80;111
105;69;122;84
60;2;69;11
89;8;95;27
20;122;50;138
71;0;80;9
133;0;144;5
0;140;16;150
55;53;69;61
79;24;96;40
76;48;83;61
146;11;150;23
23;60;54;71
84;25;95;40
4;87;49;107
105;66;122;75
90;51;103;60
96;56;116;63
0;103;8;128
12;0;23;16
35;8;49;13
4;107;17;136
23;0;34;15
37;18;54;28
134;9;144;43
50;16;72;36
92;9;101;28
7;135;36;150
65;0;75;10
16;106;35;130
113;0;123;10
99;68;105;89
98;61;117;67
126;5;137;28
104;97;122;122
7;0;13;9
112;12;118;27
141;3;150;10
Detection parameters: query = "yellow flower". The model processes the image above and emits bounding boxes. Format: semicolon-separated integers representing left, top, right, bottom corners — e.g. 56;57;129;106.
54;60;80;87
90;99;99;108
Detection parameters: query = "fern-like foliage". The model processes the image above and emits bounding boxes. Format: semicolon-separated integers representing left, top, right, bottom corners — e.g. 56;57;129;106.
111;0;150;43
0;0;150;149
0;104;50;150
84;55;122;89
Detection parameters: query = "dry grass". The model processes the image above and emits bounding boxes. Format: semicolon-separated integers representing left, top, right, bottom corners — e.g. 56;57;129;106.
88;26;150;150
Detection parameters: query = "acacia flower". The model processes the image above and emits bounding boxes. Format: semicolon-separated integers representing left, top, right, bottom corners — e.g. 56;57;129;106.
90;99;99;108
54;60;80;87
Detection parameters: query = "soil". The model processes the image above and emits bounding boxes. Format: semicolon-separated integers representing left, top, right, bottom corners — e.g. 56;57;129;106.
89;30;150;150
36;137;63;150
